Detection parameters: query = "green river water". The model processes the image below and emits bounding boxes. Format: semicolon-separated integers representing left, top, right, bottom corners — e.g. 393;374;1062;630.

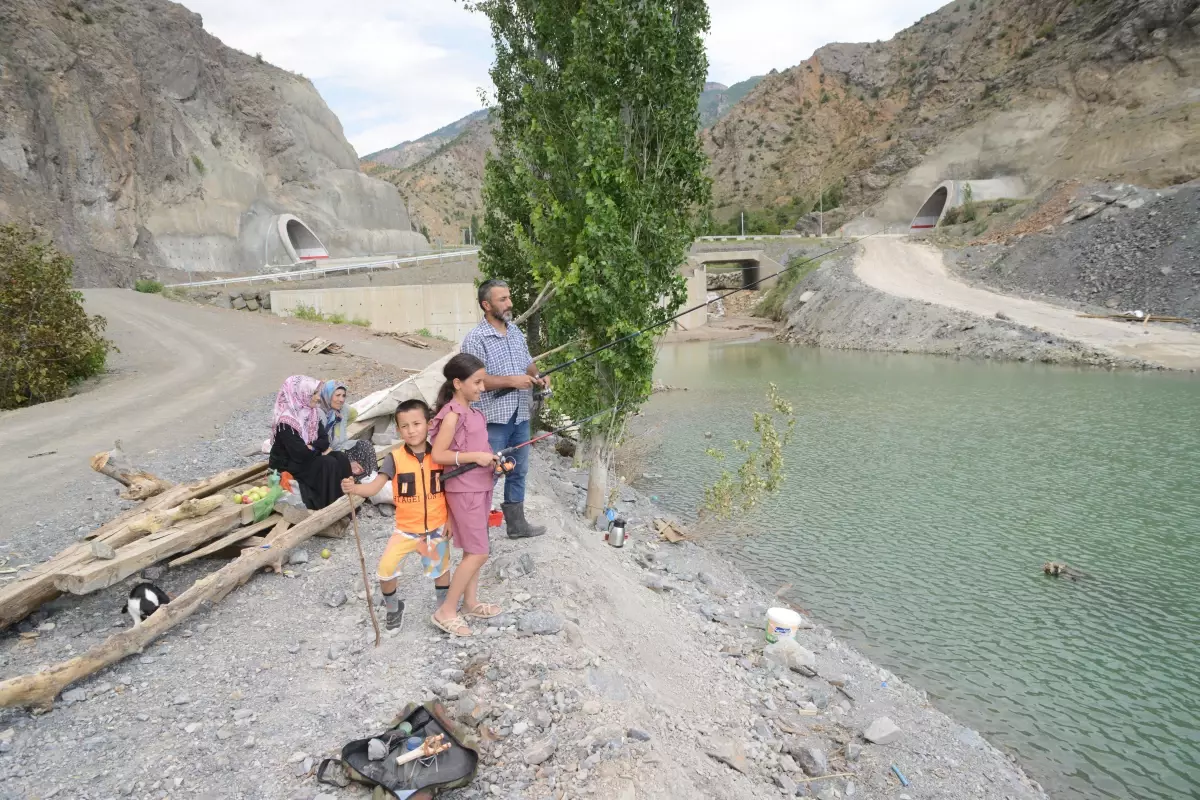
640;341;1200;800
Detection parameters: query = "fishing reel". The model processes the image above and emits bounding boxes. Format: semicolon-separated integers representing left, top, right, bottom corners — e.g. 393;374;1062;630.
494;454;517;476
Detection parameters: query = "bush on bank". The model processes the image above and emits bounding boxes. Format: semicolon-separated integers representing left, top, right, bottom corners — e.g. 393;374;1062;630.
0;224;113;410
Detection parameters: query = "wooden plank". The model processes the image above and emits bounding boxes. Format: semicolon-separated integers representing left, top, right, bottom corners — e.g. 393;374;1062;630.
0;496;354;710
54;505;251;595
168;515;282;567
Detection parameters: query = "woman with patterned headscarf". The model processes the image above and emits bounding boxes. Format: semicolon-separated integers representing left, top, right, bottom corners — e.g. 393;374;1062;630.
268;375;355;509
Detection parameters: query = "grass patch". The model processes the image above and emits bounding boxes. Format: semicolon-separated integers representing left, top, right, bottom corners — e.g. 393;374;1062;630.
134;279;163;293
754;256;823;321
191;154;206;175
291;303;371;327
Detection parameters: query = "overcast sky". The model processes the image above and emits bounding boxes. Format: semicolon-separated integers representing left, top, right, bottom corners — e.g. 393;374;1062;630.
182;0;948;157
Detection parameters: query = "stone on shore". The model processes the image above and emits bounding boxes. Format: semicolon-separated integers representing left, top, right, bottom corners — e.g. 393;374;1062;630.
518;610;563;635
763;638;816;672
90;541;117;560
791;745;828;777
863;716;901;744
523;737;557;765
705;739;748;774
367;738;387;761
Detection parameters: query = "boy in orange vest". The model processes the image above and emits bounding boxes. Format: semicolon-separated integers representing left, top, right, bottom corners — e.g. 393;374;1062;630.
341;399;451;630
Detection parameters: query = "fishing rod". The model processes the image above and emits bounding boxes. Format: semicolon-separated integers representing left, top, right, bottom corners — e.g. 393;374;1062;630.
507;229;883;394
442;402;628;480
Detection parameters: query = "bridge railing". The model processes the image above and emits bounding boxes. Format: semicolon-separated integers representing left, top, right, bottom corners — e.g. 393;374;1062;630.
165;248;480;289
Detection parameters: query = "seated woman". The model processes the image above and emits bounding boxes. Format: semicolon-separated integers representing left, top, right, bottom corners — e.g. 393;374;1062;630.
318;379;377;480
268;375;356;510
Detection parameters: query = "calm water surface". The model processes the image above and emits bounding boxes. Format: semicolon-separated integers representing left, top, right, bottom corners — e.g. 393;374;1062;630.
641;341;1200;800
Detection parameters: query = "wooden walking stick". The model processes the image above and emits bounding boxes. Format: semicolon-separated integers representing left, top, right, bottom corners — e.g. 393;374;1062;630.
348;497;381;647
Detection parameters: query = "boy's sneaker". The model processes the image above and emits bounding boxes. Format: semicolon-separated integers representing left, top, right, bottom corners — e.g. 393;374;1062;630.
385;600;405;631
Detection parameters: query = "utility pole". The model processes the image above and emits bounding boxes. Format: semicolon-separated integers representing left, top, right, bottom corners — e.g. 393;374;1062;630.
819;186;824;238
740;211;744;237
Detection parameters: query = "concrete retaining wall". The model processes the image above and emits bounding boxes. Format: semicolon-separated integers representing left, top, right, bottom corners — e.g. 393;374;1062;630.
270;284;480;341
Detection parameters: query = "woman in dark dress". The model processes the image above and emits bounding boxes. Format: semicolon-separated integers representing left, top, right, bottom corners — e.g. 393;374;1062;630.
268;375;354;509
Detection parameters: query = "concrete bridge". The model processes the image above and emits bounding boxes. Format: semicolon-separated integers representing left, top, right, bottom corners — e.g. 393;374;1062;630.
686;248;785;290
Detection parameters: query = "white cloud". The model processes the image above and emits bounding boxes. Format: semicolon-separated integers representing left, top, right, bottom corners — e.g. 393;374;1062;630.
181;0;950;155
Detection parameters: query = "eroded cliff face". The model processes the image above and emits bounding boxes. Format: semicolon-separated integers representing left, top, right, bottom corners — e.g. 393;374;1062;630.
0;0;425;286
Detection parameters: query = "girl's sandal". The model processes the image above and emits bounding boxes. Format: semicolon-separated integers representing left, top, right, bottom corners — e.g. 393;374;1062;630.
430;614;472;637
464;603;502;620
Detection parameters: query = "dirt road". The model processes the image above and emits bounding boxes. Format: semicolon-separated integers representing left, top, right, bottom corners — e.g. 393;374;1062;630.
855;238;1200;370
0;291;441;532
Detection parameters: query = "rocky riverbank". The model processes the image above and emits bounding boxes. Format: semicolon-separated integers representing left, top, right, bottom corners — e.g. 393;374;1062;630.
0;397;1045;800
779;251;1146;369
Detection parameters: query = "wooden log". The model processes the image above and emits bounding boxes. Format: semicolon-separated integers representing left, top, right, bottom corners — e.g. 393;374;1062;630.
0;496;352;710
0;462;267;632
54;505;251;595
167;515;282;567
90;440;173;500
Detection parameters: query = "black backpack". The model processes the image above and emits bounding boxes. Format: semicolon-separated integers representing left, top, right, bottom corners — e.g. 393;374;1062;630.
317;701;479;799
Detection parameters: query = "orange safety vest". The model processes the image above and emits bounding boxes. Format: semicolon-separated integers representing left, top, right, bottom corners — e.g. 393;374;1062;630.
390;445;447;534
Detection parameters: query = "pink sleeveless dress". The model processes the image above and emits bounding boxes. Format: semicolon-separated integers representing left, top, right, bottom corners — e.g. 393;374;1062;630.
430;399;494;554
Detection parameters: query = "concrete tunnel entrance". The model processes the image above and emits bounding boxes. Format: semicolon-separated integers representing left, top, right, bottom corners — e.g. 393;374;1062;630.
908;178;1030;233
910;186;949;230
285;218;329;260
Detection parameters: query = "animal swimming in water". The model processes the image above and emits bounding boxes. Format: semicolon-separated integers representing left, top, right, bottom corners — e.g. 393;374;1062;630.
1042;562;1089;581
123;582;170;625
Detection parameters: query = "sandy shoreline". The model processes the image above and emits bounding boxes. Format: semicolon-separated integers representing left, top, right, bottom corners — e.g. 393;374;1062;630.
0;390;1046;800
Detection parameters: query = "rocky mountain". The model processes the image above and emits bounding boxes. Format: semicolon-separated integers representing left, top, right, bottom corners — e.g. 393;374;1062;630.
362;108;490;170
0;0;425;286
362;112;494;247
704;0;1200;229
698;76;764;128
358;74;762;243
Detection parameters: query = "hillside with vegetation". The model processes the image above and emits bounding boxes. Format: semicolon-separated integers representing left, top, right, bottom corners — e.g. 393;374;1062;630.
704;0;1200;232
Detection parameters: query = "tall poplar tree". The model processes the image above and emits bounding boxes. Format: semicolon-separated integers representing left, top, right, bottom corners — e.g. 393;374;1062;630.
472;0;712;519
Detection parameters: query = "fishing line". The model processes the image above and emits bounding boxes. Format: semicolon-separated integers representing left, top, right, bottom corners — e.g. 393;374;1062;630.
442;402;629;480
521;229;884;387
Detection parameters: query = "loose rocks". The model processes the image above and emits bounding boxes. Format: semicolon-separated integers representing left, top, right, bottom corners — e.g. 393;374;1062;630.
518;610;563;635
523;737;557;765
763;638;816;672
367;738;388;761
863;716;902;745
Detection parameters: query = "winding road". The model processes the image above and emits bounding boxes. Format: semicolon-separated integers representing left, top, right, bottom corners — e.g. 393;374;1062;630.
854;238;1200;370
0;291;437;533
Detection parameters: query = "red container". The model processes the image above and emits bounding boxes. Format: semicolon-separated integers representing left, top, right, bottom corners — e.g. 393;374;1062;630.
488;509;504;528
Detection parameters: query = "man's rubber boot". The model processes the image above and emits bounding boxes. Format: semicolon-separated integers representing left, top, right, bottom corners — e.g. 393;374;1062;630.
503;502;546;539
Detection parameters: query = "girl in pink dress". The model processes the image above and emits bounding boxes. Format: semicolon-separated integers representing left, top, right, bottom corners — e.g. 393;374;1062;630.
429;353;501;636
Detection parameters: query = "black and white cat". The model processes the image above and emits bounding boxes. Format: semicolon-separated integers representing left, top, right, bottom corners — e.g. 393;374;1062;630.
124;582;170;625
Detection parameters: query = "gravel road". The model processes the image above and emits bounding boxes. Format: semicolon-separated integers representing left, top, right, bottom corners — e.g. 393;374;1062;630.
855;238;1200;370
0;290;442;533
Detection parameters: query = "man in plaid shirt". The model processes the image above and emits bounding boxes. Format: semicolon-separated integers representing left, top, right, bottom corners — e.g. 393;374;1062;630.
459;279;548;539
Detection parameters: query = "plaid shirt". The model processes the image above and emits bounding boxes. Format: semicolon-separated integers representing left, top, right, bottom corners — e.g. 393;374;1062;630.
460;318;534;424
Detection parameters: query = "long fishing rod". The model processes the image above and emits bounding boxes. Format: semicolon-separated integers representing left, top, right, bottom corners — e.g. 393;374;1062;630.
442;402;628;480
519;229;883;388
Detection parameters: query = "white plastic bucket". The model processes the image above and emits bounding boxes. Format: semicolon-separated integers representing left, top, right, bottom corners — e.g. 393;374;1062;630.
765;607;802;643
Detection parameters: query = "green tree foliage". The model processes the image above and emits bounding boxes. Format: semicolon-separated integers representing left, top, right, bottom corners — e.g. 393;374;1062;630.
0;224;112;409
702;384;796;519
472;0;712;519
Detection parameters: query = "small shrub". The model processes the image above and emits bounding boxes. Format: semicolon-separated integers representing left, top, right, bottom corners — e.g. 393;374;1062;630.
820;90;831;104
990;198;1015;213
210;131;221;148
191;154;206;175
1036;22;1056;39
134;279;163;293
416;327;434;337
350;317;371;327
755;255;823;321
326;312;347;325
1019;44;1034;59
871;87;881;99
131;113;142;133
940;206;962;226
818;73;825;84
781;134;793;145
255;52;264;64
81;12;93;23
0;224;113;409
291;304;324;322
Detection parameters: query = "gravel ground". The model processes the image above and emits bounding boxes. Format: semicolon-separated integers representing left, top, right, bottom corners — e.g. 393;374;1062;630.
0;398;1046;800
955;183;1200;321
779;251;1144;369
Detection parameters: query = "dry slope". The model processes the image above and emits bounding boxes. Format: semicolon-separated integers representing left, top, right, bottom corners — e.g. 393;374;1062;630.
0;0;424;285
703;0;1200;226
